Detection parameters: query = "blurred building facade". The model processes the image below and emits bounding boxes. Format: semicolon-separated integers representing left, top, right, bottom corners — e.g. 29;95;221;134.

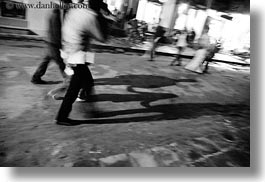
103;0;139;16
0;0;56;36
136;0;250;51
0;0;140;36
0;0;249;51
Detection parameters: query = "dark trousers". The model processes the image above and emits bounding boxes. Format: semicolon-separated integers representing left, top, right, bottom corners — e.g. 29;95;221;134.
56;64;95;120
171;47;184;65
149;26;165;60
32;43;66;80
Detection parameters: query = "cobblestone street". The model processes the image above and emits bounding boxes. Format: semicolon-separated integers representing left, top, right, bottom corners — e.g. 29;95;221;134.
0;40;250;167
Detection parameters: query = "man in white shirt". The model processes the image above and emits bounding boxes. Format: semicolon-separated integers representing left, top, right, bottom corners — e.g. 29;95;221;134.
55;0;106;126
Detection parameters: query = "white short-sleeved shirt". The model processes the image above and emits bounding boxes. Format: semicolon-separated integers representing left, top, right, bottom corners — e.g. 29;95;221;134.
176;33;188;48
62;7;103;64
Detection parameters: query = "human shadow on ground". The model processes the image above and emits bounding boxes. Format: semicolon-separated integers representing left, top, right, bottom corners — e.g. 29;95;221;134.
83;74;195;108
69;103;249;125
95;74;197;88
43;80;63;85
51;75;195;105
95;86;177;107
60;74;248;125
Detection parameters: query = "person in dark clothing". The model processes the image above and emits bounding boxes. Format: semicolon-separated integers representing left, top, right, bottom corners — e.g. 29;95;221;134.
186;29;196;44
149;25;166;61
94;1;111;39
31;6;66;84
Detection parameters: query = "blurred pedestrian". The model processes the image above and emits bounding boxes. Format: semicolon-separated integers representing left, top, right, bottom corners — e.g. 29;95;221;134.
146;25;166;61
184;27;211;73
186;29;196;45
55;0;106;125
31;0;67;84
203;39;222;73
48;0;110;99
170;29;188;66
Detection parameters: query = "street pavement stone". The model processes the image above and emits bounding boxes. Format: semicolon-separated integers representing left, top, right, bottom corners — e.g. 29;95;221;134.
129;151;158;167
99;154;132;167
150;147;181;167
205;152;238;167
193;137;221;151
189;142;219;155
189;138;220;155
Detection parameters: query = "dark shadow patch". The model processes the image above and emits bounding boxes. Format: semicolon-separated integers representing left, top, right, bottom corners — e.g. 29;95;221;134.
95;75;197;88
188;150;202;160
33;80;63;85
73;159;100;167
60;103;249;125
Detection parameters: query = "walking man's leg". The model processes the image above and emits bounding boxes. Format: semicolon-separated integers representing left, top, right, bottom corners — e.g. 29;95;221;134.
77;65;97;104
170;47;183;66
150;41;156;61
55;65;96;125
52;45;66;79
56;66;83;123
149;37;160;61
46;45;71;98
31;45;51;84
203;59;210;73
80;66;100;116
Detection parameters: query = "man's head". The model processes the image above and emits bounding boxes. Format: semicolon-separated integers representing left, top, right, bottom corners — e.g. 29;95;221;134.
89;0;103;12
72;0;84;3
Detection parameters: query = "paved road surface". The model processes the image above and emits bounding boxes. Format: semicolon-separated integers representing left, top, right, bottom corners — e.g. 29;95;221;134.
0;40;250;167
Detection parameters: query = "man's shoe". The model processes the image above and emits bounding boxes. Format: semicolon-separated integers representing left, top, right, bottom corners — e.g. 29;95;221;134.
75;97;88;102
31;78;48;84
47;92;64;100
55;118;79;126
176;63;182;66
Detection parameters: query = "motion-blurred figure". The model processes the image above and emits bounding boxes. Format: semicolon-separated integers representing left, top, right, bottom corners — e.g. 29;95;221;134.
55;0;106;125
202;39;222;73
170;29;188;66
186;29;196;45
31;0;67;84
184;26;215;74
147;25;166;61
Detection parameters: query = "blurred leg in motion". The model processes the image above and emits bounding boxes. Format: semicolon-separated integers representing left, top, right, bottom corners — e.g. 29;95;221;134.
56;65;95;122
